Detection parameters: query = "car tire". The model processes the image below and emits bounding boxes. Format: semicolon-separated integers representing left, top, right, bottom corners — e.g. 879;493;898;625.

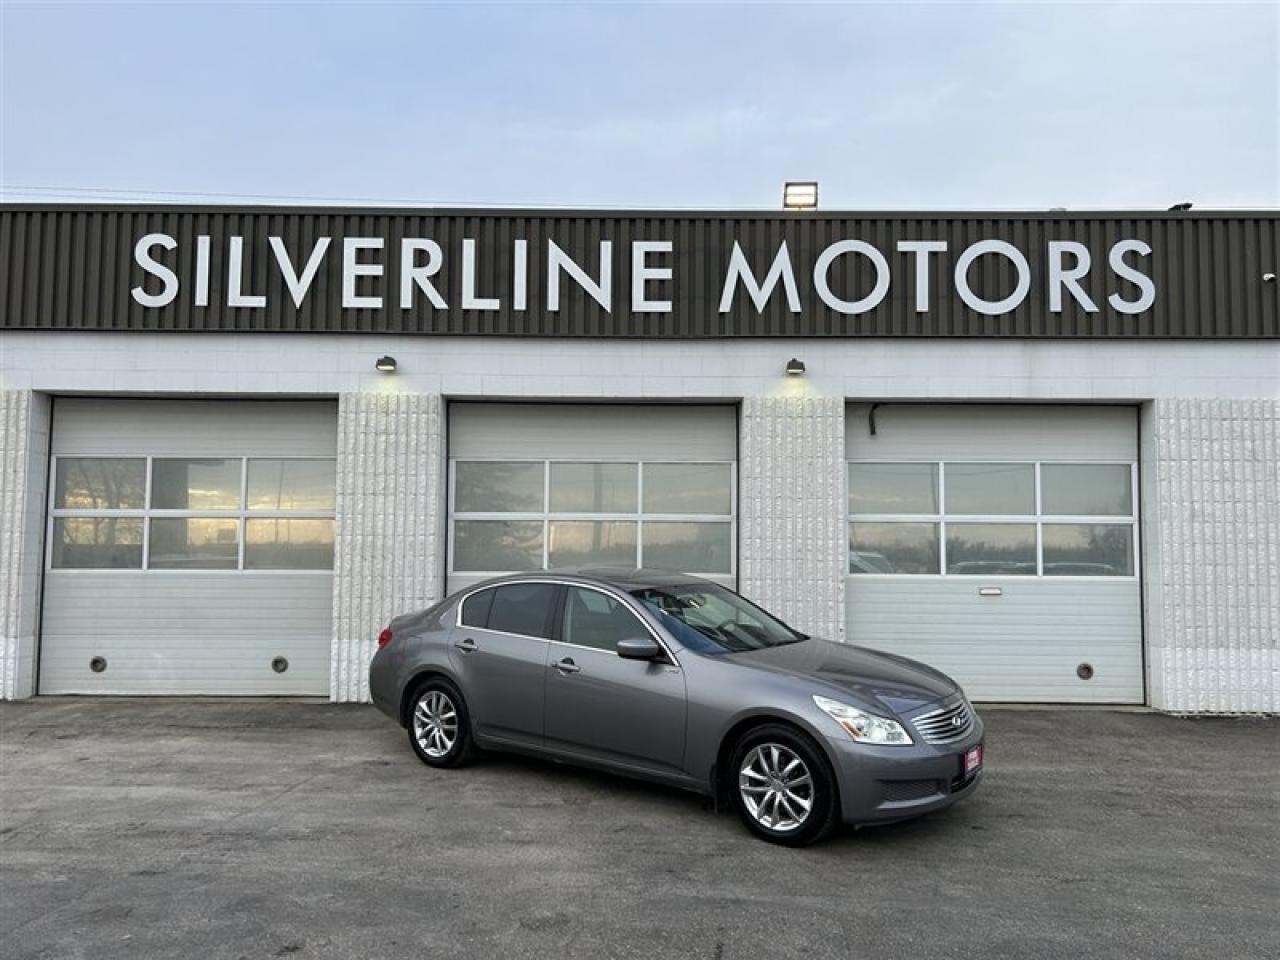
729;723;840;847
406;678;475;769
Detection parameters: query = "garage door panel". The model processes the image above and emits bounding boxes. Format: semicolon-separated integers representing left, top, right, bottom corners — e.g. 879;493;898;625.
846;403;1143;703
40;400;337;696
40;572;332;694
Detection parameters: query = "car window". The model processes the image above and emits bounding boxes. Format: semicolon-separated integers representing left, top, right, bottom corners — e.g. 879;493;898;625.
562;587;648;653
487;583;558;639
459;588;495;629
630;583;803;654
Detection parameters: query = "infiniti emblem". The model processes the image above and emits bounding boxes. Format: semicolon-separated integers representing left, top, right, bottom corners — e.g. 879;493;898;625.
951;715;964;728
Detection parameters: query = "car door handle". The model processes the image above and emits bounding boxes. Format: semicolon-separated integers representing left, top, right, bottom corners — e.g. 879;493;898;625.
454;638;478;654
552;657;581;675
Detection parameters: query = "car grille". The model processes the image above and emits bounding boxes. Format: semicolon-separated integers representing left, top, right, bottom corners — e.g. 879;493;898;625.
880;779;942;803
911;700;975;745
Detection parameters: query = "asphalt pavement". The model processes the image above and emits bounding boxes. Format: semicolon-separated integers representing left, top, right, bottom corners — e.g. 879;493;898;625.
1;700;1275;960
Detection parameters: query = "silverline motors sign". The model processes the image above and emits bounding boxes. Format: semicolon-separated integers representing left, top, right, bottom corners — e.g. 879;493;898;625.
132;231;1156;317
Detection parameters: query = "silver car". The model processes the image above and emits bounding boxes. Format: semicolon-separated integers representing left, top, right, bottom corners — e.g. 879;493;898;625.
369;568;984;846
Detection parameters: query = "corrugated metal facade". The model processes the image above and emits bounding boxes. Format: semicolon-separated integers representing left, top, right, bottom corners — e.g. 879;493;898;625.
0;205;1275;338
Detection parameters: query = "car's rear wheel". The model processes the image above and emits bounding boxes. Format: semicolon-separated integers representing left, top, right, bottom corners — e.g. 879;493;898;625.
729;724;839;846
407;679;474;768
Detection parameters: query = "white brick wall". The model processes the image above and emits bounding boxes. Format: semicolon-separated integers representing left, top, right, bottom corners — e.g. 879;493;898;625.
331;392;446;702
0;390;49;699
1143;399;1279;713
739;396;846;642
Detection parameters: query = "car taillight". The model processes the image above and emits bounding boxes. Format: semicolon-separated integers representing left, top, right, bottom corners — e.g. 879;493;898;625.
377;627;394;649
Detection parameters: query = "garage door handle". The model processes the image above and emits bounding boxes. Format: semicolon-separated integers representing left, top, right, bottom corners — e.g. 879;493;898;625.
553;658;581;675
454;638;478;653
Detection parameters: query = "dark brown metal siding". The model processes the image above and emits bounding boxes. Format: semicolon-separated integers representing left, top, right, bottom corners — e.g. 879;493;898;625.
0;205;1275;338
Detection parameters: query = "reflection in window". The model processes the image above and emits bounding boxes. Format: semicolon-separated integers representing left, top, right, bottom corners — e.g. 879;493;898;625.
453;520;543;572
548;520;636;567
945;463;1035;515
848;463;938;515
244;518;335;569
946;523;1037;576
54;458;146;510
151;459;242;510
643;463;732;515
247;459;336;511
550;462;637;513
1042;524;1133;576
148;517;240;569
850;522;939;574
51;517;144;568
643;522;731;573
455;462;544;513
1041;464;1132;516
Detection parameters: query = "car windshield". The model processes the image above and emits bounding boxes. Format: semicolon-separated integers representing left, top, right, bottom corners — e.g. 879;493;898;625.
629;583;804;655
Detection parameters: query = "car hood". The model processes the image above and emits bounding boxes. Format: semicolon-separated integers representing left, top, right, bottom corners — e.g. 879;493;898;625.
731;638;958;715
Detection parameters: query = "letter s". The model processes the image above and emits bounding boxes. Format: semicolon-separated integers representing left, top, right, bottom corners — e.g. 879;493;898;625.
131;233;179;307
1107;240;1155;314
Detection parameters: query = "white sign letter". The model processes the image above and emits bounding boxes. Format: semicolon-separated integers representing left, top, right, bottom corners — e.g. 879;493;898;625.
512;239;528;312
462;238;500;310
399;239;447;310
193;235;211;307
718;241;800;314
1048;241;1098;313
1107;240;1156;314
896;240;947;313
813;240;891;315
227;236;266;308
272;236;331;309
342;237;383;309
131;233;179;308
547;239;613;312
631;240;672;313
954;240;1031;316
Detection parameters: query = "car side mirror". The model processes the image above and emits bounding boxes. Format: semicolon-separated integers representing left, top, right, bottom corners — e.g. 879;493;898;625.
616;636;663;661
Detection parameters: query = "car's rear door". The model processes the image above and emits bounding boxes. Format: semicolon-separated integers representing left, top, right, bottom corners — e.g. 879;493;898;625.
448;581;559;745
542;584;687;774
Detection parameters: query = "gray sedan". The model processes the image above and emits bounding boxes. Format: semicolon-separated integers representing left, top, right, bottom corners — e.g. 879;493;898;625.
369;568;983;846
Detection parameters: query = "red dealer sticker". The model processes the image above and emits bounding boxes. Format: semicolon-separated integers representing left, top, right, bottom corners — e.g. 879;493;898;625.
964;745;984;775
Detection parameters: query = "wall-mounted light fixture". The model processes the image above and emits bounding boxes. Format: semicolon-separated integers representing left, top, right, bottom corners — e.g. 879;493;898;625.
782;181;818;210
375;355;397;373
785;358;806;376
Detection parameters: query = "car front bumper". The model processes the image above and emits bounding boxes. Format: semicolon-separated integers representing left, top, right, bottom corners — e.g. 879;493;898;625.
824;710;985;825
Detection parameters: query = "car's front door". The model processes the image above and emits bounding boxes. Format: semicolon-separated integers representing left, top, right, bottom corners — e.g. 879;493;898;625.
543;585;687;774
448;581;559;745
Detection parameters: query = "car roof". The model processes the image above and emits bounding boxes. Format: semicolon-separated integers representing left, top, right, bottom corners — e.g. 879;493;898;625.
472;567;716;591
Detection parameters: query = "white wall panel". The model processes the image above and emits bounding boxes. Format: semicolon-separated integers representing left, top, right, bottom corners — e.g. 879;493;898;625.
847;403;1137;461
449;402;735;460
40;573;332;695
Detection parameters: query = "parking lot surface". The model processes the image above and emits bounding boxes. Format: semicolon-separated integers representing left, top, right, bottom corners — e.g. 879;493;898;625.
1;700;1275;960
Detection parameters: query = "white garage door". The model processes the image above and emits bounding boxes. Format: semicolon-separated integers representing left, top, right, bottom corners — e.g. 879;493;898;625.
39;399;337;695
846;404;1142;704
447;403;737;595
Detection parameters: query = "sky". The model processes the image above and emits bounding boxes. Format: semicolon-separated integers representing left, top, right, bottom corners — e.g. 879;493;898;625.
0;1;1276;210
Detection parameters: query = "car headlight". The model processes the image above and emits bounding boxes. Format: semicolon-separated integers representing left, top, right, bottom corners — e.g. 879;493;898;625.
813;695;914;746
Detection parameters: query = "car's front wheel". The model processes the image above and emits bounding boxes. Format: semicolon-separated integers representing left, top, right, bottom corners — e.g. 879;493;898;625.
407;679;474;768
729;724;839;846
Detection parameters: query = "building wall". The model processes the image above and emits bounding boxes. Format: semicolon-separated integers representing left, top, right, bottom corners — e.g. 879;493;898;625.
739;395;846;641
331;392;445;702
1143;399;1279;713
2;332;1277;711
0;389;49;699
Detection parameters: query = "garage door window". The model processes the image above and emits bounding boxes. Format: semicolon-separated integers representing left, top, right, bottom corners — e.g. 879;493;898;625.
48;456;336;571
849;461;1136;578
451;460;735;576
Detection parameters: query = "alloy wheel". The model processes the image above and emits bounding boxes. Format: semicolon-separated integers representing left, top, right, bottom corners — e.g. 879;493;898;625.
738;742;814;833
412;690;459;759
